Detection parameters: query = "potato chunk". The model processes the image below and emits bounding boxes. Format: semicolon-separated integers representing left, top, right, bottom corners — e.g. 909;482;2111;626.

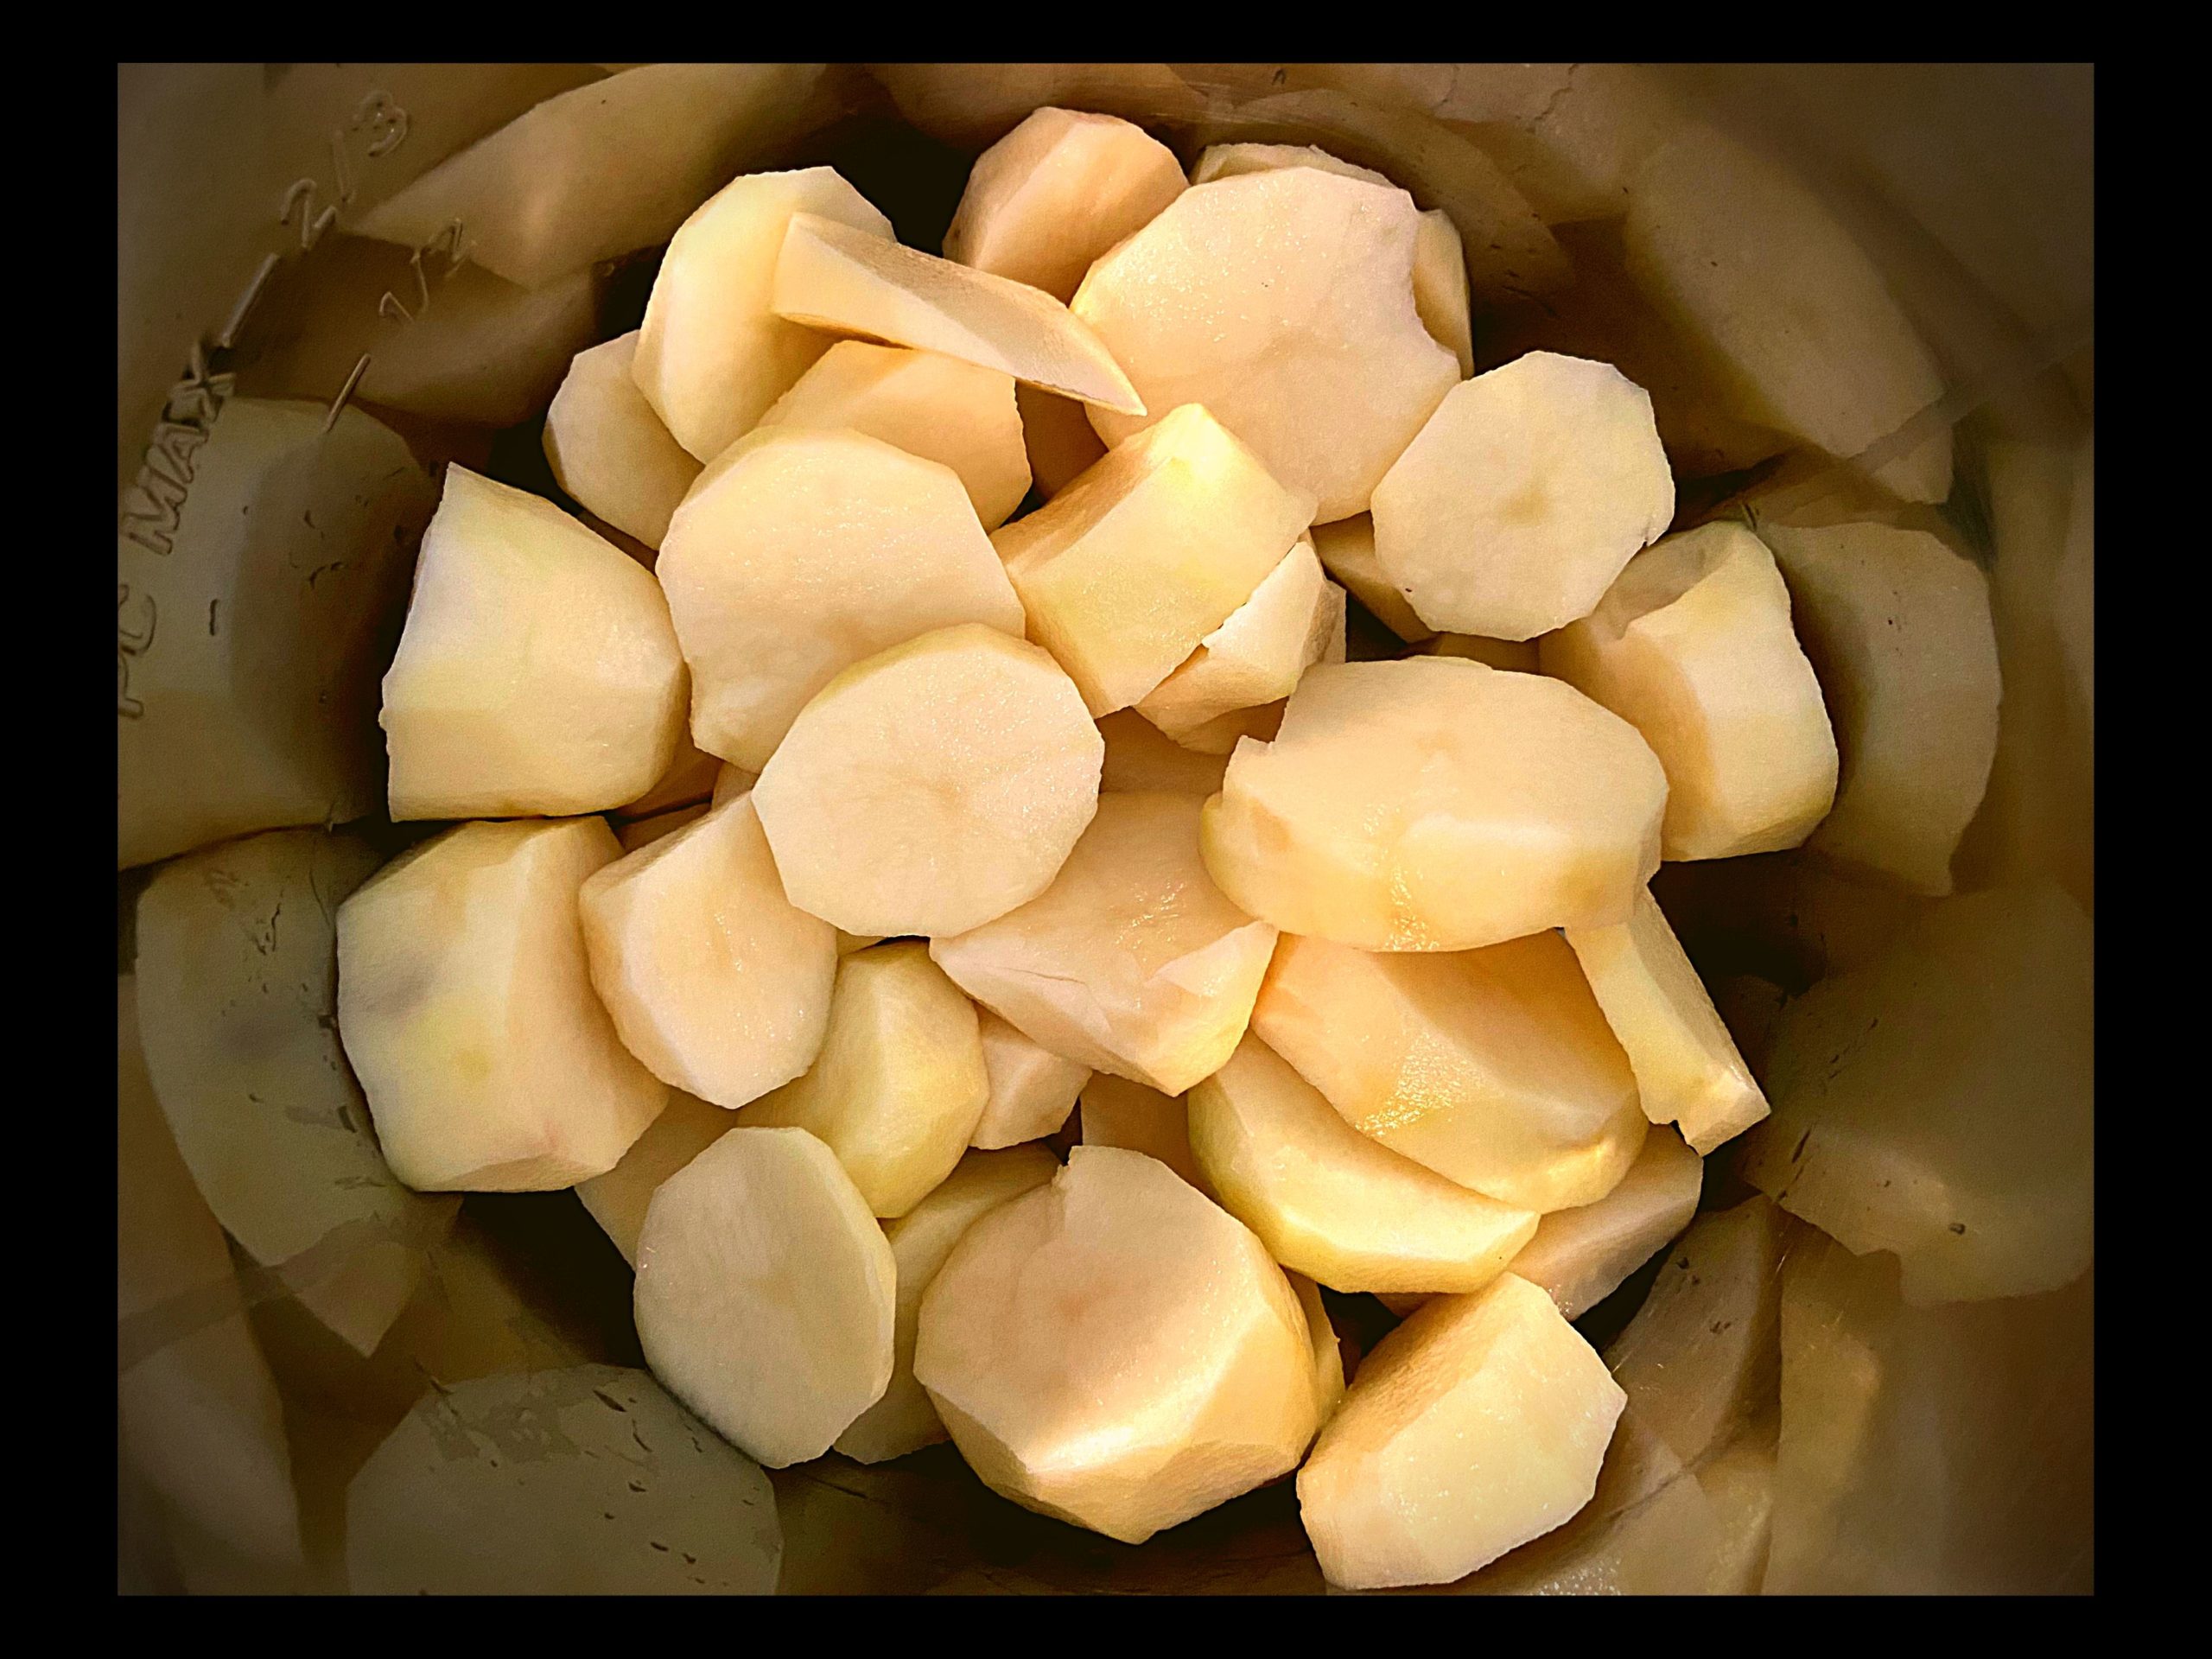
1414;210;1476;377
1543;523;1838;860
1310;514;1433;644
1507;1127;1702;1320
1297;1274;1625;1589
1077;1076;1211;1196
575;1091;734;1268
381;466;687;821
1200;657;1667;950
1096;709;1230;797
1073;168;1459;521
335;817;668;1192
1135;537;1344;745
1371;352;1674;640
913;1146;1319;1543
1251;930;1647;1212
751;626;1103;938
618;730;722;819
657;424;1024;770
1189;141;1391;188
543;332;702;550
971;1012;1088;1149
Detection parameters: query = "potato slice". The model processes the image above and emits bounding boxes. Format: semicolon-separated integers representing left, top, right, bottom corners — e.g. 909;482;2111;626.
575;1091;733;1268
1740;882;2093;1304
972;1011;1089;1149
1760;518;2000;895
913;1145;1319;1543
944;107;1185;302
382;466;687;820
657;424;1024;770
836;1145;1060;1465
1310;514;1433;644
1414;210;1476;378
742;942;988;1217
336;817;668;1192
1543;523;1838;860
1016;382;1107;498
1072;168;1459;521
634;167;895;461
1507;1128;1702;1320
751;626;1103;938
1096;709;1230;797
1171;696;1289;757
771;212;1144;415
118;397;435;870
1566;887;1770;1154
543;332;702;550
931;791;1277;1096
1252;929;1647;1213
581;794;838;1109
1135;537;1343;744
1190;1036;1538;1294
1189;142;1392;188
1201;656;1667;951
1371;351;1674;640
1077;1075;1211;1196
1297;1274;1625;1589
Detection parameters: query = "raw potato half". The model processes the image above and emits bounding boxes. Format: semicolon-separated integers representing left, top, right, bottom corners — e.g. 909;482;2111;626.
742;942;989;1218
1135;537;1344;745
634;1125;895;1467
993;402;1318;715
972;1011;1089;1149
335;817;668;1192
580;793;838;1109
575;1091;734;1268
1507;1127;1704;1320
930;791;1278;1096
1297;1273;1625;1589
1077;1075;1211;1196
1370;351;1675;640
750;626;1103;938
381;466;687;821
1072;168;1460;521
543;332;702;550
1310;515;1433;644
1543;522;1839;860
1200;657;1668;951
1096;709;1231;797
656;423;1024;770
913;1146;1319;1543
1251;930;1648;1213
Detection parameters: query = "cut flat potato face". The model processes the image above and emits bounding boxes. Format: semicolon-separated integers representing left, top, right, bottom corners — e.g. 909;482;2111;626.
931;791;1278;1096
657;423;1023;771
751;626;1103;938
580;794;838;1109
633;167;896;461
1414;210;1476;377
575;1091;734;1268
543;332;702;550
1016;382;1108;498
1310;515;1433;644
1096;709;1230;797
1507;1127;1703;1320
771;212;1144;414
913;1146;1319;1543
835;1145;1059;1465
1252;931;1647;1213
1077;1075;1211;1196
1760;518;2000;895
336;817;668;1192
943;107;1186;302
758;341;1029;530
1135;537;1343;744
1189;1036;1538;1295
1544;523;1839;861
972;1011;1089;1149
1371;351;1675;640
1201;657;1668;951
382;466;687;821
1566;887;1770;1154
742;942;989;1218
993;403;1318;715
1073;168;1460;521
1297;1273;1625;1589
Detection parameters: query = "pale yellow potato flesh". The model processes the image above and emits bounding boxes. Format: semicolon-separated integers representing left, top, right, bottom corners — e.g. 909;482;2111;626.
1189;142;1392;188
1096;709;1230;797
381;466;687;821
1016;382;1108;497
615;804;707;853
633;167;896;461
1427;632;1540;671
742;942;989;1218
1506;1127;1703;1320
1309;514;1433;643
771;211;1144;414
575;1091;735;1268
750;626;1103;938
1371;351;1675;640
1250;930;1647;1214
543;332;702;550
1286;1271;1347;1427
1544;522;1839;861
913;1146;1319;1544
335;817;668;1192
1135;537;1343;745
1171;696;1288;757
656;423;1024;771
1414;210;1476;377
1077;1075;1211;1197
1189;1035;1538;1294
618;730;723;819
993;403;1318;715
634;1126;895;1468
580;794;839;1109
1297;1273;1625;1589
1200;657;1668;951
1072;168;1459;521
971;1011;1089;1149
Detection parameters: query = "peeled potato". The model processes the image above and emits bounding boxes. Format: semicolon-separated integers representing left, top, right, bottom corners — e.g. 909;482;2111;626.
381;466;687;821
1015;382;1109;498
1096;709;1230;797
619;730;723;819
751;626;1103;938
1309;514;1433;644
1077;1075;1211;1196
1189;141;1391;188
1414;210;1476;377
1200;657;1668;951
543;332;702;550
971;1011;1088;1150
1135;537;1344;745
575;1091;734;1268
1251;929;1647;1213
1288;1271;1347;1427
1507;1127;1703;1320
913;1145;1319;1543
335;817;668;1192
1170;696;1288;757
